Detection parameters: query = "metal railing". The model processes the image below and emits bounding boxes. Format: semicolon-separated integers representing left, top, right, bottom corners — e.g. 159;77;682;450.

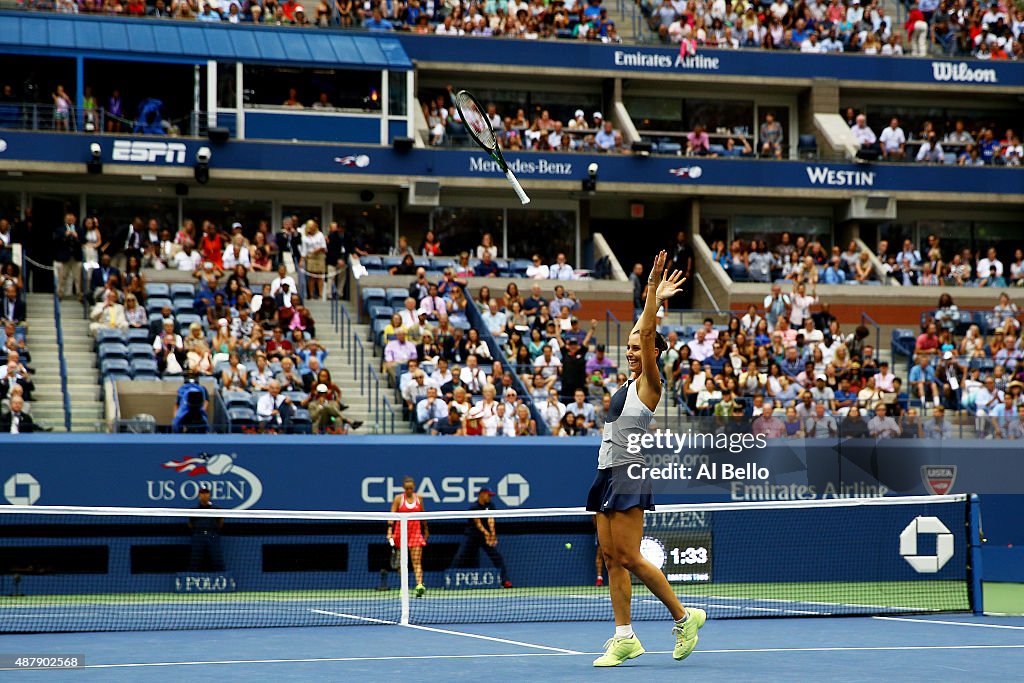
604;309;622;355
861;311;881;357
381;395;396;435
50;270;72;432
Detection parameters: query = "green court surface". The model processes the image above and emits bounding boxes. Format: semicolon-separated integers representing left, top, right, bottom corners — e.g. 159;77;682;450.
984;583;1024;615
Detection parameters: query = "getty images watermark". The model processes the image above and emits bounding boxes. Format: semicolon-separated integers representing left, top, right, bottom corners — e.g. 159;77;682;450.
625;428;770;483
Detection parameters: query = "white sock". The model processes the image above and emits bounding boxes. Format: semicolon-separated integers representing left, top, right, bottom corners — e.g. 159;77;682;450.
933;395;940;407
676;609;689;624
615;625;634;639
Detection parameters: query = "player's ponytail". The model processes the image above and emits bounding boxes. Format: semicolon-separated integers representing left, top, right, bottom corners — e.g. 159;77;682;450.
654;332;668;357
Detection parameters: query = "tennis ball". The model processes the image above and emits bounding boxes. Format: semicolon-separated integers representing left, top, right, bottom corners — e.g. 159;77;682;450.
565;543;572;550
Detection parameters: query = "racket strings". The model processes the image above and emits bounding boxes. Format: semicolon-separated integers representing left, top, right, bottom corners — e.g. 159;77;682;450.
456;93;496;149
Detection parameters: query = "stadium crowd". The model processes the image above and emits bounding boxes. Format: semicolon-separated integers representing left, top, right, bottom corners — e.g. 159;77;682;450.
708;232;876;284
644;0;1023;59
847;111;1022;166
15;0;625;42
61;212;365;434
0;230;35;432
423;90;623;152
16;0;1023;59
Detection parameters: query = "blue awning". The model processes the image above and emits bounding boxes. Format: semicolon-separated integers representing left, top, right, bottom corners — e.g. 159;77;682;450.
0;12;411;70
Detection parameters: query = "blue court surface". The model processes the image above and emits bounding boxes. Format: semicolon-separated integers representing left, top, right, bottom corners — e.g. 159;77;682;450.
1;614;1021;681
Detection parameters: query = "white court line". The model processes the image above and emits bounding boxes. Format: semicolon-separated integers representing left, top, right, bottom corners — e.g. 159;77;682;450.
874;616;1024;630
309;609;582;654
5;644;1020;672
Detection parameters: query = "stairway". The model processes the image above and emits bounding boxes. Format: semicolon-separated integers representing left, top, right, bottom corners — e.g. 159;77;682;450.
59;300;104;432
303;298;413;434
22;294;103;432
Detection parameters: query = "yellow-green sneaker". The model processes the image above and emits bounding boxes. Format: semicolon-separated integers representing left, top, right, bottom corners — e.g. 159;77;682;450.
415;584;426;598
593;635;645;667
672;608;707;661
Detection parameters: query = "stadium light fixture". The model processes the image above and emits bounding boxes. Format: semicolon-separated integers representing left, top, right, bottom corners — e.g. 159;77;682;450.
194;146;211;185
87;142;103;175
582;162;598;193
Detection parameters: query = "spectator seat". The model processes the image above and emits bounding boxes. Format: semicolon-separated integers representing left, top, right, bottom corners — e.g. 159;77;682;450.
127;342;156;359
126;328;152;344
170;283;196;299
797;134;818;159
146;297;173;315
145;283;170;298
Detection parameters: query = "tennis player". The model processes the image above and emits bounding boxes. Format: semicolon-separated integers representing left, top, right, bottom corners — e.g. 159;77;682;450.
587;250;706;667
388;476;429;598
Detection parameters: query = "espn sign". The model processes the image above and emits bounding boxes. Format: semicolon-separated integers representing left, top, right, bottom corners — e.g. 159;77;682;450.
111;140;187;164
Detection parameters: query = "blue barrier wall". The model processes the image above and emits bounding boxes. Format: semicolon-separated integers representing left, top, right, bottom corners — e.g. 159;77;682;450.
1;132;1020;197
395;34;1024;89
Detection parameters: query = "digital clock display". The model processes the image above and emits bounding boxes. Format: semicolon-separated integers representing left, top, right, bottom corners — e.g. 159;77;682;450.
636;531;713;584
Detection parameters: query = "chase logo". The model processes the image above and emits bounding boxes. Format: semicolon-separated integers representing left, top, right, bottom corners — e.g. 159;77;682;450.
112;140;187;164
3;473;40;505
496;473;530;506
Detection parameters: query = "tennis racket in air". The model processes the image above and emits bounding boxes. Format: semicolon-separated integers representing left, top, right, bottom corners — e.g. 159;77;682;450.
454;89;531;205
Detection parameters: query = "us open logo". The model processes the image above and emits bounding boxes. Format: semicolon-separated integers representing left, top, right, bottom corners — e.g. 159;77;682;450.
921;466;956;495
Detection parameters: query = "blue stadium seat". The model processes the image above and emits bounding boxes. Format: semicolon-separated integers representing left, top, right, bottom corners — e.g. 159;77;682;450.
291;408;312;433
361;287;387;313
98;342;130;362
284;391;306;404
176;313;202;334
146;297;173;315
370;305;394;320
94;329;125;346
170;283;196;299
413;257;430;268
127;343;155;359
133;371;160;381
173;298;196;315
222;390;253;409
228;406;256;432
131;358;159;375
509;259;533;276
797;134;818;159
658;141;682;155
372;318;390;345
891;328;917;359
101;358;131;378
381;256;402;269
429;258;453;270
360;256;382;269
126;327;151;344
145;283;170;299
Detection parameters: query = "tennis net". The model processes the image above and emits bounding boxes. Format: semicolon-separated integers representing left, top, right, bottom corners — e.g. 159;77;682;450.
0;495;976;633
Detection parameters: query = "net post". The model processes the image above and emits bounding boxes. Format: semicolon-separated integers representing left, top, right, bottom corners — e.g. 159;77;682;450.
968;493;985;616
399;516;410;625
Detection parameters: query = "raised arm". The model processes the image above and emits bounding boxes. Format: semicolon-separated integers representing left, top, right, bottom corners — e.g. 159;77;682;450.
635;250;685;410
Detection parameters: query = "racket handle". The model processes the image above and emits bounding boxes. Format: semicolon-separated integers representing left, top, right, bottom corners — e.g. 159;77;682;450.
505;169;531;205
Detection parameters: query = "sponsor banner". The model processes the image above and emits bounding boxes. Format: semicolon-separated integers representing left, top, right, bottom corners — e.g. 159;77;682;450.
1;132;1019;196
174;573;238;593
395;35;1024;88
443;569;503;589
0;435;1023;513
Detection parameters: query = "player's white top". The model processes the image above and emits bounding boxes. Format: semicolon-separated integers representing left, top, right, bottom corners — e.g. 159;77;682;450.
597;379;654;470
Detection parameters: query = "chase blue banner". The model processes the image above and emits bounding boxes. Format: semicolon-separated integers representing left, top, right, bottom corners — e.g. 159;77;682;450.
396;34;1024;89
0;434;1022;512
1;131;1020;197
